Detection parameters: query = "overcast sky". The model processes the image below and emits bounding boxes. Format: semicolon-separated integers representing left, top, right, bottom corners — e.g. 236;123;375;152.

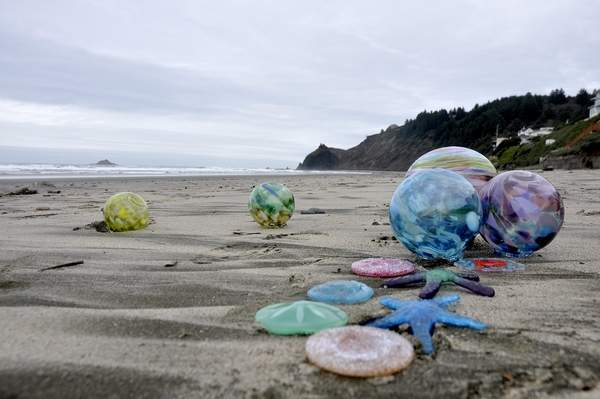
0;0;598;167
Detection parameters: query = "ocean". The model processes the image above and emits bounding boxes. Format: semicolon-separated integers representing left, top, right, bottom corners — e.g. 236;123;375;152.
0;164;365;179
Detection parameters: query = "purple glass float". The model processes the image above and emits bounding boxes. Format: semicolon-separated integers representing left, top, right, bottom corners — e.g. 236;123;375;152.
479;171;564;257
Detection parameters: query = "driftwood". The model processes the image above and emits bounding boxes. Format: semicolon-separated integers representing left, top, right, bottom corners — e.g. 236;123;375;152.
40;260;84;272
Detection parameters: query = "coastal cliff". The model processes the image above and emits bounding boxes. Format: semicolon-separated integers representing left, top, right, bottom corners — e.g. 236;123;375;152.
298;90;598;171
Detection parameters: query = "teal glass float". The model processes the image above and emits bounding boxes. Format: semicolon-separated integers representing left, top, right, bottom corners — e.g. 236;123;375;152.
255;300;347;335
407;146;497;192
103;192;150;232
479;171;564;257
307;280;374;305
389;169;482;261
248;182;295;228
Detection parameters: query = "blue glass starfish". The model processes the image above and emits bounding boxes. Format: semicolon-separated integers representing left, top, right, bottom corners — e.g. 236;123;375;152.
367;294;487;354
382;268;495;299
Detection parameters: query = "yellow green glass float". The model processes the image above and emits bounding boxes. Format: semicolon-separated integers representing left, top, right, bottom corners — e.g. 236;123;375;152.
103;192;150;232
248;182;295;228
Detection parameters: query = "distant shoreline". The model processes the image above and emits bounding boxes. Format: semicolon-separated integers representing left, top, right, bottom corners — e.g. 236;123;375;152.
0;170;374;183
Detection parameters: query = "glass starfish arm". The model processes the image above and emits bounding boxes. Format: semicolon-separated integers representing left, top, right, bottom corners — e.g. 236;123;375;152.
433;294;461;308
436;310;487;330
379;297;407;310
410;320;436;354
382;272;426;288
419;279;442;299
454;271;480;281
453;277;495;297
366;311;410;329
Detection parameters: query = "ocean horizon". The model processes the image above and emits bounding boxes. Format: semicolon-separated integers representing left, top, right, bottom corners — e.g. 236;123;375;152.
0;163;369;179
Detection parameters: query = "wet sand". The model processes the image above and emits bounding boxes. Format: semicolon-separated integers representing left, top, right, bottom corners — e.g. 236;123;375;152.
0;170;599;398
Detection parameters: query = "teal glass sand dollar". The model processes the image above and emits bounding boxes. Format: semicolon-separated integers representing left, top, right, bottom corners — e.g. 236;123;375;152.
407;146;497;192
389;169;482;261
255;300;347;335
103;192;150;232
307;280;374;305
248;182;295;227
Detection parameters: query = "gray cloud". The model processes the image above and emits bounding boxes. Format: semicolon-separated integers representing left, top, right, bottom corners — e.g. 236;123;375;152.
0;0;598;167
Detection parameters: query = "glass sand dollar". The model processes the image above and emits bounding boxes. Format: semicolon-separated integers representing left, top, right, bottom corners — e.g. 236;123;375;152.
307;280;374;305
407;146;497;192
103;192;150;232
351;258;416;278
479;170;564;257
306;326;415;377
454;257;526;272
248;182;295;228
255;300;347;335
389;169;482;261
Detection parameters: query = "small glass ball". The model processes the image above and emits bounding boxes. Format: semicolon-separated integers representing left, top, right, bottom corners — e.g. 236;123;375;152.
248;182;295;228
103;192;150;232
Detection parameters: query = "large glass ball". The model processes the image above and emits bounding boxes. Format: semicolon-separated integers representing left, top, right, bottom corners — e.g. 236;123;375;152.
248;182;295;228
407;146;497;192
479;171;564;257
389;169;482;261
103;192;150;232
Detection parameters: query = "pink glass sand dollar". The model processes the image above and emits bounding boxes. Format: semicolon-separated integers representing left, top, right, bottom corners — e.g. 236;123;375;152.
480;171;564;257
407;146;497;192
305;326;415;377
351;258;416;278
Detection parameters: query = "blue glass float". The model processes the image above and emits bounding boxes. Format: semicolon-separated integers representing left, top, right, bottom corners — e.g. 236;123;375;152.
479;171;564;257
389;169;482;261
307;280;374;305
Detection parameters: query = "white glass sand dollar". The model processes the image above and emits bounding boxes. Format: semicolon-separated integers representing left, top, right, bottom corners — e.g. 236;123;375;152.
305;326;415;377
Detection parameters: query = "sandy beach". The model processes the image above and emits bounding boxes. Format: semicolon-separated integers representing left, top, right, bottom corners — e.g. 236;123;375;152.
1;170;599;399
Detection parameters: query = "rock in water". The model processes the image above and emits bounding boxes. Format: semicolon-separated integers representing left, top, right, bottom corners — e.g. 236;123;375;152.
95;159;117;166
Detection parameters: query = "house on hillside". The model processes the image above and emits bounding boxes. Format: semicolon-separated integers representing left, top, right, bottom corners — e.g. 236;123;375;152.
518;127;553;144
590;92;600;119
